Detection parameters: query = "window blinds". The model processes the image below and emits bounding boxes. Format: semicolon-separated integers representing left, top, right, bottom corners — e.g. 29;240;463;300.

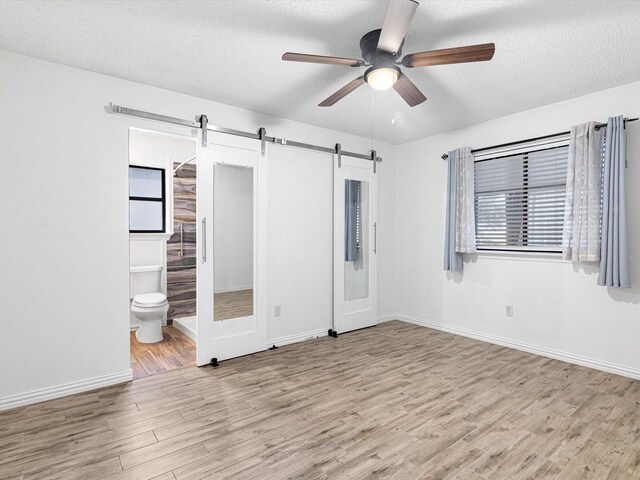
474;144;569;251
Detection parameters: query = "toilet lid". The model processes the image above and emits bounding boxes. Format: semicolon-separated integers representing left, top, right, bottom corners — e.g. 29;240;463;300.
132;293;167;307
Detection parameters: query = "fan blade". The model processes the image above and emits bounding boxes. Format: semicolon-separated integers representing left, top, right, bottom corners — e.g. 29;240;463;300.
282;52;362;67
377;0;419;54
402;43;495;68
319;76;366;107
393;73;426;107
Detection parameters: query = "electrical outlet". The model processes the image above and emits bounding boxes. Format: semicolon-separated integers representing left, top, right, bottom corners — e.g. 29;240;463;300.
274;305;281;317
505;305;514;317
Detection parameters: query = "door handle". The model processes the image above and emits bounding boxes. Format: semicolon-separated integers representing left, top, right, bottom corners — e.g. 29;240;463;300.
373;222;377;254
202;218;206;263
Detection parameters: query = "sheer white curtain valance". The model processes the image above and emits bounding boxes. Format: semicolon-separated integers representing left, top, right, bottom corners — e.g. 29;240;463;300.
561;122;603;261
561;115;630;287
455;148;477;254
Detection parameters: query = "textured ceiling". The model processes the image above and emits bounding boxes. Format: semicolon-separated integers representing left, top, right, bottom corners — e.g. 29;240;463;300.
1;0;639;144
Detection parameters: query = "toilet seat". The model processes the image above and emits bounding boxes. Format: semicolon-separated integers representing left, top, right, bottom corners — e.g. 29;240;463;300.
132;292;167;308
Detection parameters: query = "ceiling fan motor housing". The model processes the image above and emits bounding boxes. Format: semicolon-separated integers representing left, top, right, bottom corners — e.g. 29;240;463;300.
359;29;403;66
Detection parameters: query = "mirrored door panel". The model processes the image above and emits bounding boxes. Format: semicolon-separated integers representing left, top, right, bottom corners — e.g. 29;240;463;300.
213;163;254;321
344;180;370;301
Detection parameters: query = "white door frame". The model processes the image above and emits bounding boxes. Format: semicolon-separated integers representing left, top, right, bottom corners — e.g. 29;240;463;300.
333;155;378;334
196;131;268;365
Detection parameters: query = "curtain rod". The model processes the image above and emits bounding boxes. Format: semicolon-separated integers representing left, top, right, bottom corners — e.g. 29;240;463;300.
441;117;638;160
105;103;382;166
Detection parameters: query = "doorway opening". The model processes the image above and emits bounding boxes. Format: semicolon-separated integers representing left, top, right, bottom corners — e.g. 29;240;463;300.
128;127;198;379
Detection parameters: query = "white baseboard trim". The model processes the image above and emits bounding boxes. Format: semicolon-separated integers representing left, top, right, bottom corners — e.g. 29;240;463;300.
393;314;640;381
0;369;134;412
267;328;329;348
377;314;397;323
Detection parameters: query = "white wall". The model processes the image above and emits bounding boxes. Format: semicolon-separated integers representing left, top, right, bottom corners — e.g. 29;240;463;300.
0;50;395;409
129;129;196;168
214;165;253;293
395;81;640;378
267;146;334;343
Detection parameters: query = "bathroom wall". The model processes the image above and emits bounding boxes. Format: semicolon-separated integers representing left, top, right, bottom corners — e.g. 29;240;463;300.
128;129;197;235
129;129;196;328
167;162;197;321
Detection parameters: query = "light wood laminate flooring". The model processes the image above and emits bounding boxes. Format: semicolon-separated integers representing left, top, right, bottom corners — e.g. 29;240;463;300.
130;326;196;379
2;321;639;479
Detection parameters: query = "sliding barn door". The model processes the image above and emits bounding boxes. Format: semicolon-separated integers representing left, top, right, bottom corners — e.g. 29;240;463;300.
333;156;378;334
196;132;268;365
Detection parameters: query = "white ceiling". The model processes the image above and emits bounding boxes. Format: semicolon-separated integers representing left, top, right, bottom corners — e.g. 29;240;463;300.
1;0;639;144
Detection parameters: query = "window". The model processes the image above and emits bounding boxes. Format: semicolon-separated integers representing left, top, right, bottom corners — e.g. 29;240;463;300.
474;142;568;252
129;166;166;233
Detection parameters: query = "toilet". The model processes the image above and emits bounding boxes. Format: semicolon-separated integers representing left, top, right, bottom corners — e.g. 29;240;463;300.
131;292;169;343
130;265;168;344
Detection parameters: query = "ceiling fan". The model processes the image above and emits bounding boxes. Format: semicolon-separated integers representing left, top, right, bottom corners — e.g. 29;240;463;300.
282;0;495;107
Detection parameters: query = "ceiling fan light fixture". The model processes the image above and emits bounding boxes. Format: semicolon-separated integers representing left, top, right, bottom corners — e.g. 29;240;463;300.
284;1;495;108
365;66;400;91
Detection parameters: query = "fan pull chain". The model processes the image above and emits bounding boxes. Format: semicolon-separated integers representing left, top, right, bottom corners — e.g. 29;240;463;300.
391;89;396;126
371;89;374;152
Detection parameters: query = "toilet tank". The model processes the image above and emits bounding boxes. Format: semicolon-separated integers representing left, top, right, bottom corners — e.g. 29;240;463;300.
130;265;163;298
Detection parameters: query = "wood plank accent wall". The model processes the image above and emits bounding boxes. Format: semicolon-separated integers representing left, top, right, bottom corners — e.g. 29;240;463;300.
167;163;197;322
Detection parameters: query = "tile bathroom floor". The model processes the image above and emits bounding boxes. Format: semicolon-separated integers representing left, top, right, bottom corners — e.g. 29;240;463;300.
130;325;196;379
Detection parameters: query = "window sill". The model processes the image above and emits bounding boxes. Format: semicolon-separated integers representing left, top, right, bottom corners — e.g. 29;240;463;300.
130;232;173;241
470;249;565;263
